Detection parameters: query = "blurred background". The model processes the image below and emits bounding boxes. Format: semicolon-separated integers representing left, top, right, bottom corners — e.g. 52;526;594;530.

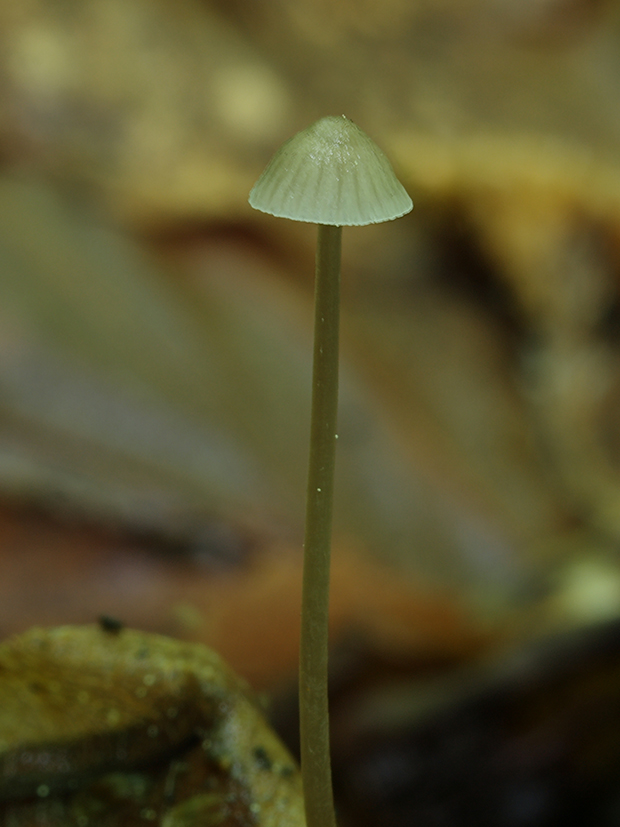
2;0;620;823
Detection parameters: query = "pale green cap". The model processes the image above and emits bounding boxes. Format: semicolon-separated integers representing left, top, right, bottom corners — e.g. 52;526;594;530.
249;115;413;226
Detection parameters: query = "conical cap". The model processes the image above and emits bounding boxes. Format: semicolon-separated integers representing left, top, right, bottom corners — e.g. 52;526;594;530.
249;116;412;226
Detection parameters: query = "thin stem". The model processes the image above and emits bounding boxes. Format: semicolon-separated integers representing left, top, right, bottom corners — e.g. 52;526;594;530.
299;223;341;827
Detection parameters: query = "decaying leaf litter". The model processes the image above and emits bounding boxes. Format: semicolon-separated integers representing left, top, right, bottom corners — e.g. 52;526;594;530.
0;625;304;825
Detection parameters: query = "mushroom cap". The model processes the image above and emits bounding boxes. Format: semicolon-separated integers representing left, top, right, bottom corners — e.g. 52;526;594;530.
249;116;413;226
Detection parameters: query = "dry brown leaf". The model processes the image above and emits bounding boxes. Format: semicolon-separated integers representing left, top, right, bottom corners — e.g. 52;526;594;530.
0;503;487;690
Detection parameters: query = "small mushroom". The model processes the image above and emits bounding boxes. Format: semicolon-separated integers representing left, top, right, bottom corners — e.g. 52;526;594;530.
249;115;412;827
249;114;412;225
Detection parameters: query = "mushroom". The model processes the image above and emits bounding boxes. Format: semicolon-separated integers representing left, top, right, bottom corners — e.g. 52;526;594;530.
249;115;412;827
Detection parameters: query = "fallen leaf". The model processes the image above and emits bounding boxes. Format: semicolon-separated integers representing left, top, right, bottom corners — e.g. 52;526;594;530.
0;625;304;826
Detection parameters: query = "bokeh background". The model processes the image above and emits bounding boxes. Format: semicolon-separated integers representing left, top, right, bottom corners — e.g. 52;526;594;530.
3;0;620;823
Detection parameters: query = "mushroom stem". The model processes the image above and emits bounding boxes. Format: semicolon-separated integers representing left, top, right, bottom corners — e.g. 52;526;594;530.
299;223;341;827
